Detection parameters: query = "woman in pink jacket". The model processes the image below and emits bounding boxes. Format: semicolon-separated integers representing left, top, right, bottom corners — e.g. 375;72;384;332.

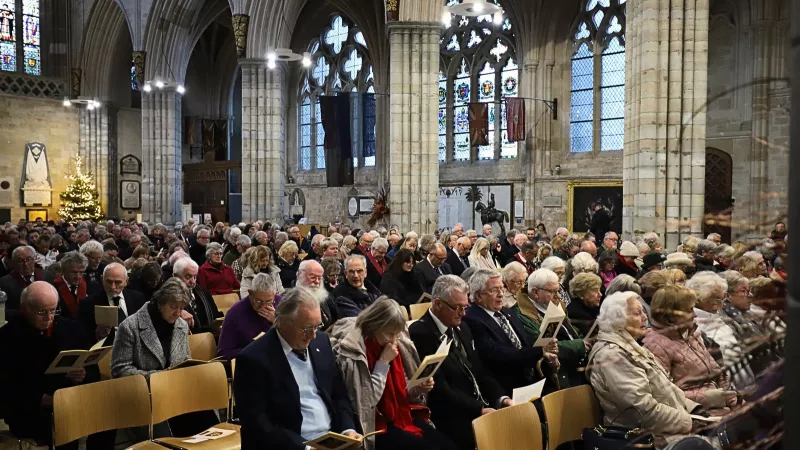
643;285;736;415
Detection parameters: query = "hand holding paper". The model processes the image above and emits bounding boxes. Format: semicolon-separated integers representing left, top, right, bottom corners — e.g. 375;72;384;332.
512;379;546;405
533;302;566;348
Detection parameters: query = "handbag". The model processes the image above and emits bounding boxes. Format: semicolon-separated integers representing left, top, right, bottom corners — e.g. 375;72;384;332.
582;407;655;450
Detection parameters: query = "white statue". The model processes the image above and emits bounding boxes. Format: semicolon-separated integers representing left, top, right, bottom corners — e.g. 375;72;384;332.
290;191;303;217
23;143;51;189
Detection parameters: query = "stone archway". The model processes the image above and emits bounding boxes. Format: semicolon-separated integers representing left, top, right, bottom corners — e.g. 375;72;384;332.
704;147;733;243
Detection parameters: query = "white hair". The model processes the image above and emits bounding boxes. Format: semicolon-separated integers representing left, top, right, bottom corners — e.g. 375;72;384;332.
685;271;728;301
345;254;367;270
102;262;128;279
79;240;104;255
405;231;418;239
432;275;469;302
371;237;389;251
527;268;558;294
230;227;242;238
571;252;599;274
501;261;527;281
311;234;325;246
368;230;380;238
468;268;502;299
540;256;566;271
236;235;252;247
297;259;322;276
250;272;277;293
596;291;639;333
169;250;189;265
556;227;569;235
718;270;748;294
173;257;199;276
605;274;641;296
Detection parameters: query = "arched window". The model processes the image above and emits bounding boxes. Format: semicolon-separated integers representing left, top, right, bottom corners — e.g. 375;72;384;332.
570;0;626;153
439;0;518;163
0;0;40;75
298;15;375;171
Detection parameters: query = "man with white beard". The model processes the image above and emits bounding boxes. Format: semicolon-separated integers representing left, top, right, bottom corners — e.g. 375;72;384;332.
295;260;339;330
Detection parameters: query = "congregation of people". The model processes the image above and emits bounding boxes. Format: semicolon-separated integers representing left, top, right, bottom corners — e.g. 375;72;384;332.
0;216;788;449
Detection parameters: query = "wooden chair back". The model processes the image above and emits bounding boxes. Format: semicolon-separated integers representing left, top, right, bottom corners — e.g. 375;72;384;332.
541;385;601;450
53;375;151;446
188;332;218;361
409;302;432;320
149;362;230;424
472;402;542;450
213;293;239;314
97;351;112;380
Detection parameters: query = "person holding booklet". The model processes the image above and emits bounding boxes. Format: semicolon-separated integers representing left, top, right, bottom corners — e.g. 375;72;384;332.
330;297;456;450
77;262;146;346
0;281;114;449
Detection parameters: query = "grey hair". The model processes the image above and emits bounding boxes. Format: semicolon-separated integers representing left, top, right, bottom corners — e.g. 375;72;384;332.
706;233;721;241
597;291;639;333
696;239;717;255
636;242;650;254
742;250;763;261
311;234;325;246
275;231;288;241
173;257;199;277
345;254;367;270
274;287;320;328
466;229;477;237
102;263;128;280
540;256;566;271
297;259;322;277
230;227;242;238
321;238;338;252
330;233;344;245
60;251;88;270
11;245;34;260
527;268;558;294
405;231;418;239
433;274;469;303
236;235;252;247
571;252;599;274
506;229;518;238
253;231;267;241
685;271;728;301
468;268;502;299
501;261;527;281
605;274;642;296
153;277;191;306
356;297;407;338
205;242;223;258
250;272;277;293
196;227;211;238
419;234;438;252
714;244;735;259
718;270;748;294
368;230;380;238
556;227;569;235
371;237;389;251
79;240;104;255
343;235;357;248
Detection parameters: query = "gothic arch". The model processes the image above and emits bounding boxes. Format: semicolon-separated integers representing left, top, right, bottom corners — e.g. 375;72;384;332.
704;147;734;243
79;0;131;100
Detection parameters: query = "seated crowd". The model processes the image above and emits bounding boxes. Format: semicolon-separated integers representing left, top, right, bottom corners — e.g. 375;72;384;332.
0;217;788;449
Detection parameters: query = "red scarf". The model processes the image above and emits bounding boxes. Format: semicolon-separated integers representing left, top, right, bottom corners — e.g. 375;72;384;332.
365;252;387;276
364;337;421;436
54;277;87;319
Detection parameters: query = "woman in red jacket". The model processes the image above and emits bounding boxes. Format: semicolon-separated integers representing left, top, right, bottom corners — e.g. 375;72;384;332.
197;242;240;295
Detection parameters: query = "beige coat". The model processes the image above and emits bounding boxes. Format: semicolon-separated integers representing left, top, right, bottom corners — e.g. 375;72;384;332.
239;265;284;299
586;329;699;444
329;318;424;450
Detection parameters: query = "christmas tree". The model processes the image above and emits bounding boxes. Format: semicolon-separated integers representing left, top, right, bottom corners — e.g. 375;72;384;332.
58;155;104;222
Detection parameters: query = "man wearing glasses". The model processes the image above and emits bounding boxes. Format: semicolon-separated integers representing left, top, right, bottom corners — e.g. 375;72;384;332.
235;287;362;449
217;273;279;360
0;245;43;315
409;275;510;450
413;243;452;294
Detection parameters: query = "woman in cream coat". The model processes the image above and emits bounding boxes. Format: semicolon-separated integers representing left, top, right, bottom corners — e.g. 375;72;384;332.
468;237;499;271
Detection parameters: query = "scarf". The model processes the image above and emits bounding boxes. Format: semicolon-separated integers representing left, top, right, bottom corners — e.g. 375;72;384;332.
364;337;421;436
365;251;387;276
54;277;87;319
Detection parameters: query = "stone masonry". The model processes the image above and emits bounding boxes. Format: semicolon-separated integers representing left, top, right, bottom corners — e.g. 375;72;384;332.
141;90;182;224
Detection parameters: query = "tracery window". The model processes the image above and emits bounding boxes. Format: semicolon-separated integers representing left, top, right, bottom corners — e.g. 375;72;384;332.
570;0;626;153
0;0;39;75
298;15;375;171
439;0;518;163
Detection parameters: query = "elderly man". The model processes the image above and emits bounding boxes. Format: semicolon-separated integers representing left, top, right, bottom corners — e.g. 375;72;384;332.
78;263;146;345
513;269;587;389
350;231;374;257
413;243;452;294
452;223;464;237
54;251;91;320
694;239;719;272
0;282;114;448
234;287;361;448
224;234;252;266
364;237;390;289
296;260;340;329
386;233;401;258
481;224;493;239
253;230;269;246
580;240;597;258
303;234;326;262
288;226;311;254
706;233;722;245
190;227;211;266
513;241;537;275
409;275;510;450
554;227;570;241
218;273;278;360
0;245;43;313
333;255;380;318
173;257;222;333
465;230;478;246
462;269;558;396
446;237;472;277
601;232;619;252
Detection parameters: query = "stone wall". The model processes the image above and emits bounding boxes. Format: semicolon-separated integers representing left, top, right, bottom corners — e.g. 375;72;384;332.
117;108;142;219
0;94;79;222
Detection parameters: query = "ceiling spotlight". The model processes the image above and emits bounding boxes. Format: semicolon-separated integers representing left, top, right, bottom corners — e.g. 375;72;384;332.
493;10;503;25
87;103;95;111
62;98;71;107
473;1;483;12
449;0;500;17
155;80;164;89
442;6;452;27
302;52;312;68
176;85;186;94
93;100;101;108
143;84;152;92
267;59;276;69
267;52;276;62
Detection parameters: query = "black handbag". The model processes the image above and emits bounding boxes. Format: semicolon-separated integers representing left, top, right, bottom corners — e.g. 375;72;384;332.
582;407;655;450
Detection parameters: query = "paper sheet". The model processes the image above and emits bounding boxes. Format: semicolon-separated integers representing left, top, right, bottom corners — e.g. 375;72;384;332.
532;302;566;347
182;427;236;443
512;379;546;404
435;337;452;356
95;305;120;327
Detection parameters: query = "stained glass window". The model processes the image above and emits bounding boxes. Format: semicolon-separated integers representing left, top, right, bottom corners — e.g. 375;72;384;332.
131;59;138;91
0;1;16;72
299;14;377;171
21;0;37;75
570;0;626;152
440;0;517;163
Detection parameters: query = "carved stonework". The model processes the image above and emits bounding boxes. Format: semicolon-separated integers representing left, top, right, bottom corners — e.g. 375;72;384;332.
386;0;400;21
71;68;81;97
132;51;146;89
232;15;250;58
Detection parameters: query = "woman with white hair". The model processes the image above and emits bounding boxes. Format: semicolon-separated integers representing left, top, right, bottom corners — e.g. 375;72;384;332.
468;237;499;271
500;262;527;308
540;256;571;307
80;240;106;285
586;291;701;447
734;251;767;279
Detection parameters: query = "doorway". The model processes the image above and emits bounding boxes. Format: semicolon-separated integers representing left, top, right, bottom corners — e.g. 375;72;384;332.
703;148;733;243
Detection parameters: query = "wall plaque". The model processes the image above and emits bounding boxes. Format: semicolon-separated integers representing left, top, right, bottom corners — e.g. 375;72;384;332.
542;195;562;208
21;142;52;206
120;180;141;210
120;155;142;175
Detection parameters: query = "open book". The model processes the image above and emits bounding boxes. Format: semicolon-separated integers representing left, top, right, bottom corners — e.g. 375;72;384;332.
170;356;225;370
417;293;432;304
95;305;120;327
179;427;238;444
512;379;546;404
407;338;450;389
45;347;112;374
305;430;384;450
532;302;566;347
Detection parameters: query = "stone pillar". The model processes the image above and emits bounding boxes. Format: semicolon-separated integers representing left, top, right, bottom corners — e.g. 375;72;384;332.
240;61;285;223
387;23;440;234
749;20;772;235
79;108;117;215
141;90;182;224
622;0;709;249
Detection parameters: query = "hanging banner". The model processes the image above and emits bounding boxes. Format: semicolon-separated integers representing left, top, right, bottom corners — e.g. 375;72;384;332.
468;102;489;147
506;98;526;142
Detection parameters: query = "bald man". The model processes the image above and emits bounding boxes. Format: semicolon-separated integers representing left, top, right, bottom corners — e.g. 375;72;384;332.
78;263;147;345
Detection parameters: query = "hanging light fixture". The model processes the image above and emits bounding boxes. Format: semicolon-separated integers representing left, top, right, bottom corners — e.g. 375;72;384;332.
302;52;312;68
442;6;452;27
493;9;504;25
63;96;102;109
449;0;500;17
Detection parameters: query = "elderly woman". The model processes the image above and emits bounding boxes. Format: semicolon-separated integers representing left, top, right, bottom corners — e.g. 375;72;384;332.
321;256;343;292
276;240;301;289
587;291;702;446
665;253;694;277
197;242;240;295
80;240;106;285
662;268;687;286
218;273;278;360
606;274;647;323
714;244;736;271
597;250;618;289
734;251;767;279
541;256;571;307
567;272;603;336
240;246;285;298
684;272;741;367
500;262;527;308
331;298;453;450
379;249;424;308
639;270;669;307
468;237;499;271
643;285;735;415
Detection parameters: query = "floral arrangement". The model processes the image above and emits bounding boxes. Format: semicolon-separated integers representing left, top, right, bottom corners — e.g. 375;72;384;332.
368;187;390;227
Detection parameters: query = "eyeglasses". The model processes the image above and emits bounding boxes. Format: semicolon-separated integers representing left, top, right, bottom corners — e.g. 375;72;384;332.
299;323;325;336
438;298;468;314
251;298;274;307
15;258;35;264
209;251;222;256
537;287;560;296
482;287;504;296
34;307;59;317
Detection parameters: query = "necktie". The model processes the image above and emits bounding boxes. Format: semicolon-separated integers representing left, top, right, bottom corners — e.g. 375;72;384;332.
436;267;443;276
460;256;468;269
112;296;121;306
69;285;77;299
445;328;487;406
292;349;308;362
494;312;522;350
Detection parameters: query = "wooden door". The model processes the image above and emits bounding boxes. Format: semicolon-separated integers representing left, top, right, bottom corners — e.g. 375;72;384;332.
703;148;733;243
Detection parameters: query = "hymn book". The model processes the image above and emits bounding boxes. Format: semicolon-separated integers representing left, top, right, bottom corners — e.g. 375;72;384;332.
417;293;432;304
170;356;225;370
532;302;566;348
44;347;112;374
305;430;384;450
407;339;450;389
584;320;600;340
94;305;120;327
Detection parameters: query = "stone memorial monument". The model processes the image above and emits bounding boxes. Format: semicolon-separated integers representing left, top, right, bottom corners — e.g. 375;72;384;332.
21;142;52;206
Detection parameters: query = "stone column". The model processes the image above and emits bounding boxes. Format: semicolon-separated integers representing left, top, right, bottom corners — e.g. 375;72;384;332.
79;108;117;215
622;0;709;249
749;20;772;235
387;23;440;234
240;60;285;223
141;90;182;224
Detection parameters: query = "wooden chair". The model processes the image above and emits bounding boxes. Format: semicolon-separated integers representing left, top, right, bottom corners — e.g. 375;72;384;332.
148;362;240;449
541;385;601;450
189;332;218;361
53;375;151;448
97;351;112;380
212;293;239;315
472;402;542;450
409;302;432;320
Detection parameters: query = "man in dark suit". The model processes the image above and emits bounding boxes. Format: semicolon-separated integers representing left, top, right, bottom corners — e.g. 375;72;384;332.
499;231;523;267
234;287;362;449
349;231;373;257
0;245;43;314
410;275;510;450
78;263;146;346
445;237;472;277
173;257;222;334
462;268;559;396
413;243;452;294
333;255;381;318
